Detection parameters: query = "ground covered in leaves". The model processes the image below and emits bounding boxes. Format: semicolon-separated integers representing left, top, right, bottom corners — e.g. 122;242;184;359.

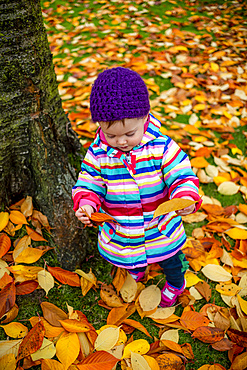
1;0;247;369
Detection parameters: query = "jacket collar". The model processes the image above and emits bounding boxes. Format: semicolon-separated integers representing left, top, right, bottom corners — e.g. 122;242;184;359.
94;113;161;158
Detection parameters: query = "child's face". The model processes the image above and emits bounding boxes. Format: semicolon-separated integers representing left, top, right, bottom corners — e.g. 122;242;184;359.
99;115;148;152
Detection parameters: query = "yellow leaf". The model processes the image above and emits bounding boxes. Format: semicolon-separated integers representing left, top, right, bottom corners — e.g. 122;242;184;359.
160;329;179;343
232;257;247;269
31;337;56;361
216;282;240;296
97;325;127;345
0;353;16;370
12;235;31;261
217;182;240;195
139;285;161;311
147;306;175;320
122;339;150;359
225;228;247;240
131;352;151;370
210;62;219;72
41;359;64;370
0;322;28;339
0;339;22;358
94;326;120;351
201;264;232;282
143;355;160;370
37;270;54;295
120;273;138;303
59;319;90;333
0;212;9;231
193;104;206;111
14;247;45;264
237;295;247;315
185;271;202;287
169;45;188;53
153;198;198;219
9;210;28;225
77;332;91;357
56;332;80;370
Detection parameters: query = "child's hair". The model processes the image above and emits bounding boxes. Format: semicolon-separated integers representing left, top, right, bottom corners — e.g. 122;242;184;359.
103;116;147;129
90;67;150;123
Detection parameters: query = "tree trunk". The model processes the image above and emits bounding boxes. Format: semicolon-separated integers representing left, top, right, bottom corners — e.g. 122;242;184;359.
0;0;89;269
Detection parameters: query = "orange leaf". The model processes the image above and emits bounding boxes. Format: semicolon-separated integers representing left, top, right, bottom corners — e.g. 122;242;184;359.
26;226;47;241
192;326;224;343
180;311;210;331
0;282;16;318
112;267;127;294
9;210;28;225
0;233;11;258
82;210;119;227
123;319;152;338
17;320;45;361
230;352;247;370
77;351;119;370
107;304;136;326
30;316;65;338
190;157;210;168
47;266;80;287
239;204;247;216
0;272;13;290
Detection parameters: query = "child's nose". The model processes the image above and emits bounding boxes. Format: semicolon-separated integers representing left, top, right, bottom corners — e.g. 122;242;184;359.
117;136;127;144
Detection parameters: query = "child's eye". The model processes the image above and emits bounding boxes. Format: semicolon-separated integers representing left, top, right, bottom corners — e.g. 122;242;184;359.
126;132;135;137
106;135;115;139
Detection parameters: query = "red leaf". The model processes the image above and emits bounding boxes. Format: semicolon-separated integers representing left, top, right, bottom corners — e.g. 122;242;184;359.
0;281;16;318
192;326;224;343
47;266;80;287
77;351;119;370
17;320;45;361
16;280;39;295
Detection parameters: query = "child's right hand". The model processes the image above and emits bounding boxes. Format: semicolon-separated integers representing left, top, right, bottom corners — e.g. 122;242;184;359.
75;205;94;227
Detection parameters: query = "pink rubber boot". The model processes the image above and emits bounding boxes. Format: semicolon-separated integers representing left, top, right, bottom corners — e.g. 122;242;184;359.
160;280;186;307
128;270;146;282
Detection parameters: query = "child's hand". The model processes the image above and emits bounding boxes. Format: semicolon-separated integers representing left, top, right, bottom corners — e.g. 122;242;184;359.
176;197;195;216
75;205;94;227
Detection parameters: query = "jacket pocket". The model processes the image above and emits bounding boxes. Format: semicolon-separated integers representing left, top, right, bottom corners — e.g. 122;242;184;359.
157;213;182;238
99;222;116;244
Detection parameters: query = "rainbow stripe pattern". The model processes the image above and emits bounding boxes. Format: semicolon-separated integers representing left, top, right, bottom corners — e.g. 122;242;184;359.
72;114;201;269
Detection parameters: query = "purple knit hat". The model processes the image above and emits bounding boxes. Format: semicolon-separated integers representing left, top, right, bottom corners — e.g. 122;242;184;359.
90;67;150;122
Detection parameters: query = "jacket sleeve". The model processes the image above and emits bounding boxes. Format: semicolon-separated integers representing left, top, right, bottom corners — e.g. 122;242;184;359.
72;145;106;212
161;137;202;212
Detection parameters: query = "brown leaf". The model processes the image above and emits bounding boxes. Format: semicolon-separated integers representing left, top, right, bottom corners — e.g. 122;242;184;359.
156;353;184;369
16;281;39;295
194;281;212;302
0;282;16;319
17;320;45;361
0;272;13;290
77;350;119;370
230;351;247;370
211;338;233;352
192;326;225;344
47;266;80;287
0;233;11;258
41;302;68;327
227;329;247;347
100;284;124;308
0;304;19;324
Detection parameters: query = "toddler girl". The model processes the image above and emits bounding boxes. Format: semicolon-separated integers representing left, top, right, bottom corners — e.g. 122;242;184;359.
72;67;202;307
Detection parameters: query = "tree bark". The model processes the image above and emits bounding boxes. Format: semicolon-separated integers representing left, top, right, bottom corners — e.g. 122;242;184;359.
0;0;89;269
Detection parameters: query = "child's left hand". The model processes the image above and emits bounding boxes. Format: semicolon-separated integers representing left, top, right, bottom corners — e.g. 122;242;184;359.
176;196;195;216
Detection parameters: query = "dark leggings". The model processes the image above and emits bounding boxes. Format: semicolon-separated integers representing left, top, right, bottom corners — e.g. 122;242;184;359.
130;250;188;288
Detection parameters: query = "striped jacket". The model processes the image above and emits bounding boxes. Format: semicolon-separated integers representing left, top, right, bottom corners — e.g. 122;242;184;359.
72;114;201;269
